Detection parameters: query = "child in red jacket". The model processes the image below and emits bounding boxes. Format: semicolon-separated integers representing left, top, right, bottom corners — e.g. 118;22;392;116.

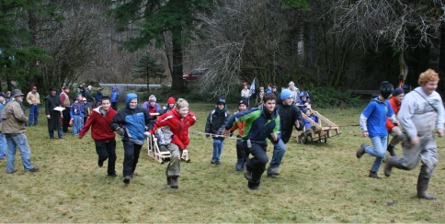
79;96;118;177
150;98;196;189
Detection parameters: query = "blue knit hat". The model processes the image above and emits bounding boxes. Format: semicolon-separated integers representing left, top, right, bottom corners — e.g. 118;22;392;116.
392;88;404;96
280;89;293;100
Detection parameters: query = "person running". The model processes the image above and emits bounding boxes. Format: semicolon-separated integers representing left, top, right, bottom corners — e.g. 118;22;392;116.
0;89;39;173
79;96;118;177
150;98;197;189
384;69;444;200
224;93;280;190
385;88;405;156
111;93;152;184
267;89;304;178
356;81;398;179
231;98;249;171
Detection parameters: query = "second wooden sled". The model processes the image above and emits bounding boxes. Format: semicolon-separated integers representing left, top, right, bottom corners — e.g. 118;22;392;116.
147;133;171;164
298;110;341;144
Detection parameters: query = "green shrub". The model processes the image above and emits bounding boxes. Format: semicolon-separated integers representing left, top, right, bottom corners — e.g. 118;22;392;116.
306;87;362;108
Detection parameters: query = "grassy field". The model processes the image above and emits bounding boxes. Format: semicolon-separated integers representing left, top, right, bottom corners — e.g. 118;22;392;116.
1;103;445;222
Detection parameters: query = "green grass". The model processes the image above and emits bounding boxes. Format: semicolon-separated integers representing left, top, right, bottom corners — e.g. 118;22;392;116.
1;103;445;222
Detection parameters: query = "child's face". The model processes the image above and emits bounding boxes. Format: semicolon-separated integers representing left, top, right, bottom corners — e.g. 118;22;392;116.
259;88;264;92
305;110;311;116
239;104;247;111
149;101;156;107
217;104;224;110
101;100;111;111
264;99;276;112
178;107;189;117
282;98;293;106
301;96;307;101
129;98;138;109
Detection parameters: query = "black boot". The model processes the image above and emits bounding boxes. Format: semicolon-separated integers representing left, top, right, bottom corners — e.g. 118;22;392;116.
417;176;436;200
387;145;396;156
170;176;179;189
166;176;171;186
368;171;381;179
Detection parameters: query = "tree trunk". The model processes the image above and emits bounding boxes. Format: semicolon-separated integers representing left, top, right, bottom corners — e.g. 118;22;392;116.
399;49;408;85
27;10;38;88
171;27;184;92
439;22;445;74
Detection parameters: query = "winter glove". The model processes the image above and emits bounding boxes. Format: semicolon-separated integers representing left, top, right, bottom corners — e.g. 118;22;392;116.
115;127;124;136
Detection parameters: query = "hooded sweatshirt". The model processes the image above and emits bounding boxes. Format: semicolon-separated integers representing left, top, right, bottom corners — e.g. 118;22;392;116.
79;106;117;141
111;93;151;145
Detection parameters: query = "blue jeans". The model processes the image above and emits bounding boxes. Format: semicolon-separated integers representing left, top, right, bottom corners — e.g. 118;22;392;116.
28;105;39;126
270;139;286;169
212;139;224;162
72;115;84;136
364;135;388;172
6;133;34;172
49;129;63;139
0;133;6;159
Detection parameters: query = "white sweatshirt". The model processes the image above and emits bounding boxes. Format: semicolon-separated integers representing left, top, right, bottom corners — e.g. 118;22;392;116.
398;86;445;139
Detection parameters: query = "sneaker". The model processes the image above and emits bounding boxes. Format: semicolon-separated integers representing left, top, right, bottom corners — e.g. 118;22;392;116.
108;173;117;177
244;168;252;181
356;144;366;159
248;183;259;190
25;167;40;173
210;158;217;164
267;167;279;178
123;175;131;184
368;171;381;179
130;172;137;178
215;160;221;165
7;170;16;174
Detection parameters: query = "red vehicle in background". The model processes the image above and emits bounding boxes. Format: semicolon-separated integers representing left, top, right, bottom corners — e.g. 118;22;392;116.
183;68;208;81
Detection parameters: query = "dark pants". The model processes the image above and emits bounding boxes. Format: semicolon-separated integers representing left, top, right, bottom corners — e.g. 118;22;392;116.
95;139;117;175
245;142;269;188
236;139;248;164
62;107;71;132
122;140;142;177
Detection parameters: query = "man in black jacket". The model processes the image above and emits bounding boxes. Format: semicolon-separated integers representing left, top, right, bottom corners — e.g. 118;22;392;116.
267;89;304;178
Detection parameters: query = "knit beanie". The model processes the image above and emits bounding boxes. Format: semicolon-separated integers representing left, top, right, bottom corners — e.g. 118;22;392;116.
239;98;249;106
392;88;404;96
280;89;293;100
216;98;226;105
149;95;157;102
167;97;176;104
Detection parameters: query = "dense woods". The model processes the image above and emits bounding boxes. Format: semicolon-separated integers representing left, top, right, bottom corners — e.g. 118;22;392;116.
0;0;444;96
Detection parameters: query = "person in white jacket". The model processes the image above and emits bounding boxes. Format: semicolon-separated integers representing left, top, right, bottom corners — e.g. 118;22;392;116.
384;69;444;200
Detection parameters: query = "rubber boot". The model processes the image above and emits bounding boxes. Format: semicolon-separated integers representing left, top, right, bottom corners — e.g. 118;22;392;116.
417;176;436;200
166;176;171;186
235;158;245;171
384;156;398;177
387;145;396;156
170;176;179;189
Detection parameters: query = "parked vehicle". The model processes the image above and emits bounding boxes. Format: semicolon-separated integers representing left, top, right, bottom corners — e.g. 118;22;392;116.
183;68;208;81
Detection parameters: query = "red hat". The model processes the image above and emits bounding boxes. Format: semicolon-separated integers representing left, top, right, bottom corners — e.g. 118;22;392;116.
167;97;176;104
32;86;37;90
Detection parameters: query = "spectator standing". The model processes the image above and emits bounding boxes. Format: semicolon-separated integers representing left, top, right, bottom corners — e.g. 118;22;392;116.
26;86;40;126
205;98;230;165
70;94;85;136
150;98;197;189
110;85;119;111
288;81;300;104
0;89;39;173
256;87;265;106
45;86;64;139
59;86;71;133
94;87;103;107
0;92;6;159
79;96;118;177
384;69;444;200
241;82;252;107
111;93;152;184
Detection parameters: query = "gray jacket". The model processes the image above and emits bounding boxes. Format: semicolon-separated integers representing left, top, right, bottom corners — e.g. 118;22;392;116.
0;100;28;134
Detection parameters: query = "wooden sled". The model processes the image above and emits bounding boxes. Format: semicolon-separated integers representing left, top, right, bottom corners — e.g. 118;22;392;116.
298;110;341;144
147;133;171;164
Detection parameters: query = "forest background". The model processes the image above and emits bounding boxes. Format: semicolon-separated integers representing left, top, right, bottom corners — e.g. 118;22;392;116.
1;0;445;103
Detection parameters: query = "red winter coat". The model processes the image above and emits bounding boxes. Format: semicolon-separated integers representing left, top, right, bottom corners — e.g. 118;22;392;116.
79;107;117;141
151;108;196;150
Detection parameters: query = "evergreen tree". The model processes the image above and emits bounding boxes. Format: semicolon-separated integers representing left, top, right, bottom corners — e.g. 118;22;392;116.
133;54;165;94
